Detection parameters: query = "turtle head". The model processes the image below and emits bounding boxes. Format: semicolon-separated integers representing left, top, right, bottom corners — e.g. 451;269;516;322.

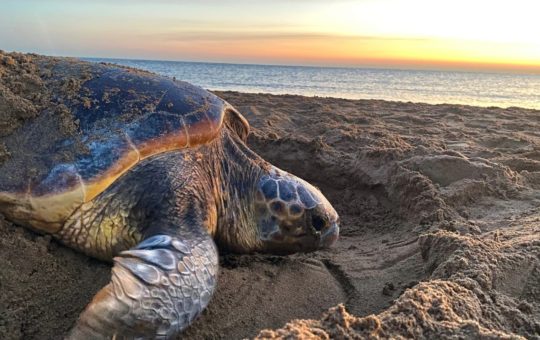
254;168;339;254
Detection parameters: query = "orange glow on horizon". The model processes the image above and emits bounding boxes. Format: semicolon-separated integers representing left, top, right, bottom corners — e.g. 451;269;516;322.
1;1;539;73
113;33;539;73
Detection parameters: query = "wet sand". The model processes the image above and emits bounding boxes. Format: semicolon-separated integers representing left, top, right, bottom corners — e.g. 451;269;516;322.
0;53;539;339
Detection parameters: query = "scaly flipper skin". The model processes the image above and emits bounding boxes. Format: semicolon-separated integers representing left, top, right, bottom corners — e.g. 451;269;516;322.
61;150;221;339
68;233;218;339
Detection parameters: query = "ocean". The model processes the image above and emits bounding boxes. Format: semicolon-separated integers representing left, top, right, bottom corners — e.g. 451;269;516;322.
84;58;540;110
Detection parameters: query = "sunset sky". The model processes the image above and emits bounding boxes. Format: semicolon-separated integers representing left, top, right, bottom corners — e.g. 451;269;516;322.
1;0;539;73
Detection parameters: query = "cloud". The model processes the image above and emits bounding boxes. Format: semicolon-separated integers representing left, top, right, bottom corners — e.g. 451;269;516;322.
149;30;432;43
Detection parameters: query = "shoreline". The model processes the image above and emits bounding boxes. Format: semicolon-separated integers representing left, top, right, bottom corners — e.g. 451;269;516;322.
85;55;540;111
214;90;540;112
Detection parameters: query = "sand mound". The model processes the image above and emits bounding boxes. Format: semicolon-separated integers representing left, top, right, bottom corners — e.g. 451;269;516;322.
257;226;540;339
1;54;539;339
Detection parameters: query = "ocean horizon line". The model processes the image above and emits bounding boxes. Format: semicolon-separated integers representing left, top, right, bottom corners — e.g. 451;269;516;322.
81;56;539;77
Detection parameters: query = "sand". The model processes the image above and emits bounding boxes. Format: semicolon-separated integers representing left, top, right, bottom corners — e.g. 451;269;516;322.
220;92;540;339
0;52;539;339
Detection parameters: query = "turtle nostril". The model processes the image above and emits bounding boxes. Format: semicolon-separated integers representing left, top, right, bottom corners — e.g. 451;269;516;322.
312;215;326;232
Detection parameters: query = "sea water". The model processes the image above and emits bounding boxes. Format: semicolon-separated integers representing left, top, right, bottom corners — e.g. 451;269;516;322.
84;58;540;110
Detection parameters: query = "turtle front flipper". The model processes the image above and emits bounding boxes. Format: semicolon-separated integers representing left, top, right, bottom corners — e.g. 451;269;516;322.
67;232;218;339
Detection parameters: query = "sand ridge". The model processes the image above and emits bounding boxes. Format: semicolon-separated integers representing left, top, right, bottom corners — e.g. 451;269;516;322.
0;53;539;339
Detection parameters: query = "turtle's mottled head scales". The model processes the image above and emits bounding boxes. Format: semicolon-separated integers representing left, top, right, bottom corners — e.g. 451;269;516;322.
253;167;339;254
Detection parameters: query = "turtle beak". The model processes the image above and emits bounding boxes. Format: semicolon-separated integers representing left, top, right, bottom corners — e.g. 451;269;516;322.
320;222;339;248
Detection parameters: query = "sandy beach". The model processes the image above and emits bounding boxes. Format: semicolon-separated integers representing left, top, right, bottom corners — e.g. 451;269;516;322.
0;53;539;339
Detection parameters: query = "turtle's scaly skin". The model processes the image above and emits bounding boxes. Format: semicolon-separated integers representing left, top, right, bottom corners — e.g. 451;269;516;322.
0;56;339;339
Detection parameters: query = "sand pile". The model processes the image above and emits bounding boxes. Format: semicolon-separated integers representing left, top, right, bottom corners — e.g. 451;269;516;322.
257;228;539;339
0;53;539;339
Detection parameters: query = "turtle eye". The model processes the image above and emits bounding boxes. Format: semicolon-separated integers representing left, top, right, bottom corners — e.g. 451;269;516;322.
312;215;326;231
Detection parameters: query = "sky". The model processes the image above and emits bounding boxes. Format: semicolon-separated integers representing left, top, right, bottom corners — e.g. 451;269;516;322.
1;0;539;73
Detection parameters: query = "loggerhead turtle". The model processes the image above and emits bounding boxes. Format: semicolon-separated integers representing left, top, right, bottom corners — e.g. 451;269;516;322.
0;57;339;339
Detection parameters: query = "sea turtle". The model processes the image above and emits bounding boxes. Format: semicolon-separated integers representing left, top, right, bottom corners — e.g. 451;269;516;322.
0;56;339;339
